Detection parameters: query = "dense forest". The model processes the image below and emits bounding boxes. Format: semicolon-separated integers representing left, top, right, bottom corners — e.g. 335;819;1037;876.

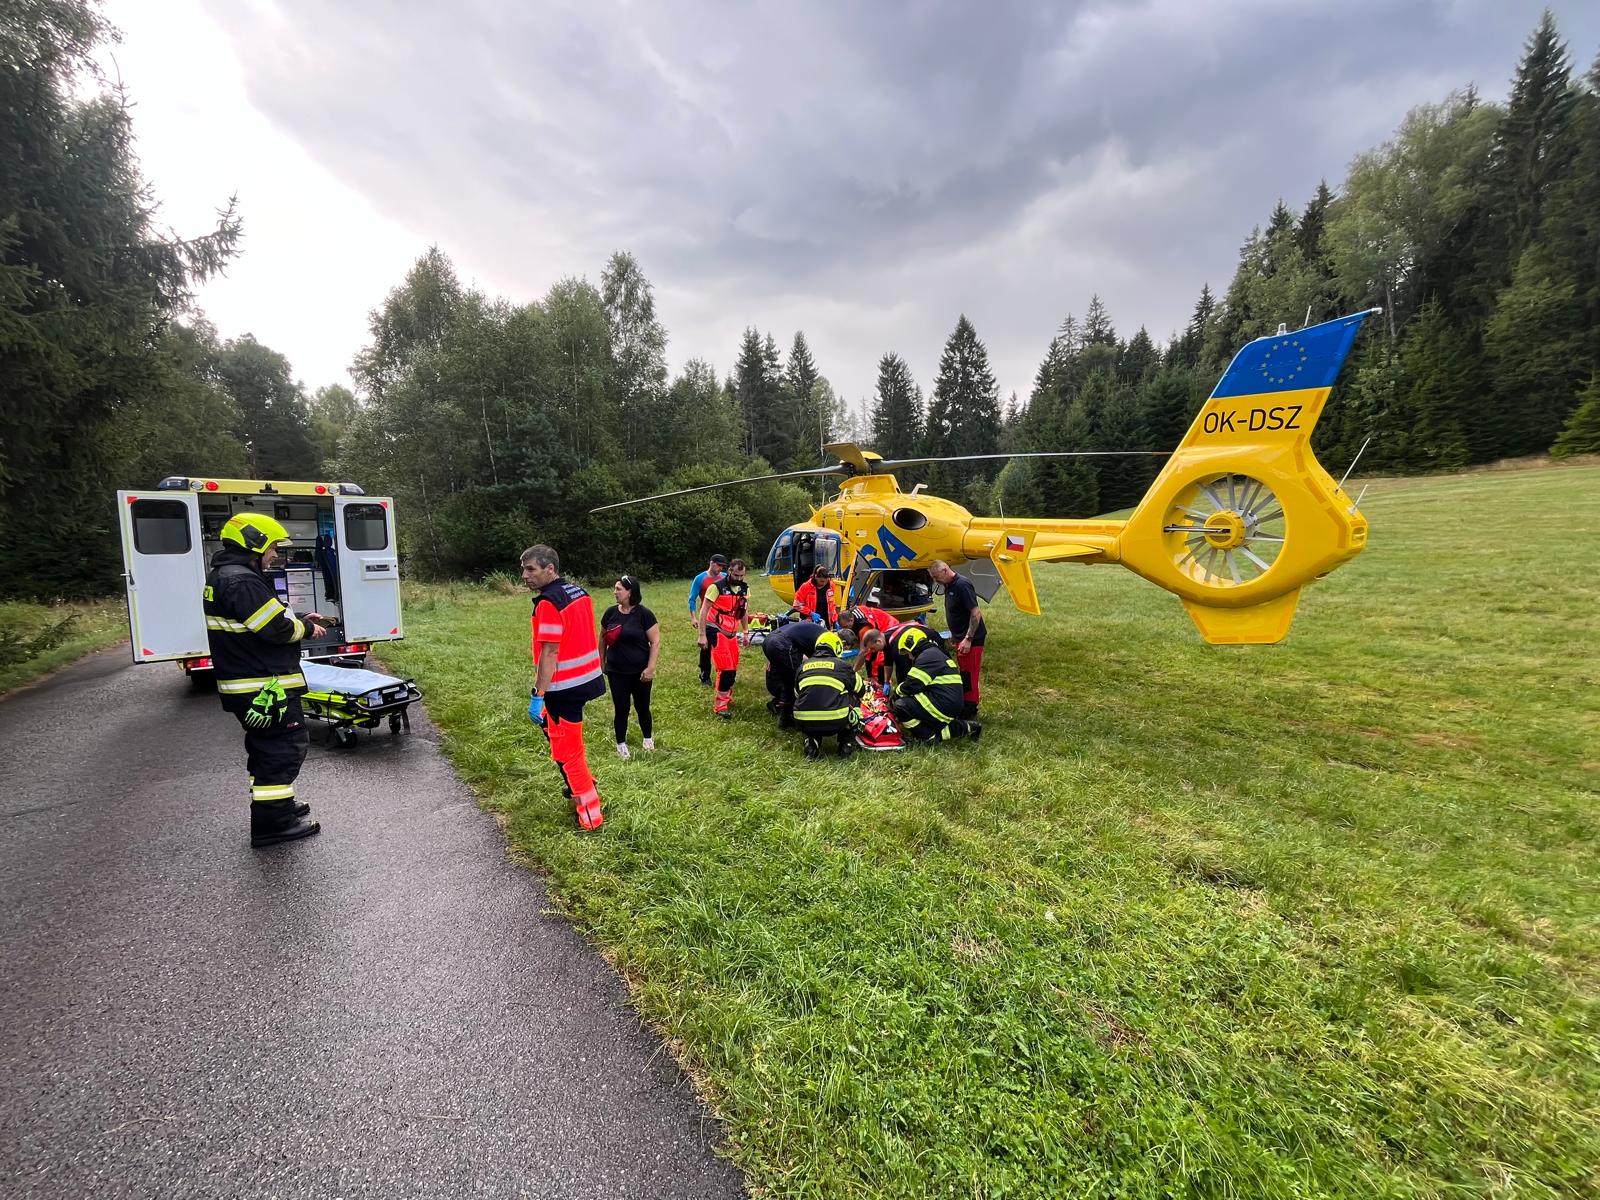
3;1;1597;598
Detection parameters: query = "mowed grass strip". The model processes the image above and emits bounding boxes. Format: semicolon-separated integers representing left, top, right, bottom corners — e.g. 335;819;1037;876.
0;598;129;698
378;464;1600;1199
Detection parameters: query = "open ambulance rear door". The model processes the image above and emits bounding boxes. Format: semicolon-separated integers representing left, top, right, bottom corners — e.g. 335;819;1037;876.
116;491;208;663
334;495;402;642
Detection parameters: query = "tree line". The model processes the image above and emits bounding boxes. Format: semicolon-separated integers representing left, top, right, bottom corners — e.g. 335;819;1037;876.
3;2;1597;598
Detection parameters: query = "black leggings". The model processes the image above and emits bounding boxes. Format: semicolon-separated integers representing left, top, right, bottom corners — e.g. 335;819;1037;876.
607;672;653;741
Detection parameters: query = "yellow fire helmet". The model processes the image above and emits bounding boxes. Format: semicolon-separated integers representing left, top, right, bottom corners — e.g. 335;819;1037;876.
220;512;293;553
815;631;844;656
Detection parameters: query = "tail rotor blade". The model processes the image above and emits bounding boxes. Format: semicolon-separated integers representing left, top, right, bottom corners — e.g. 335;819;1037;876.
870;450;1169;473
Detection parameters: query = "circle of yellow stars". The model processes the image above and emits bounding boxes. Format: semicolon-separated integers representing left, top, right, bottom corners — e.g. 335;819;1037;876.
1259;338;1309;385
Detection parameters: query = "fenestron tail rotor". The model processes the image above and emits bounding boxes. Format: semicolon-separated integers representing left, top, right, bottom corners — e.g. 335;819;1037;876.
1161;473;1286;588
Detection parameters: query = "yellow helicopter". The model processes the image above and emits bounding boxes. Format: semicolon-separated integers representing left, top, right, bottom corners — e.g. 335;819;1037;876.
595;310;1379;645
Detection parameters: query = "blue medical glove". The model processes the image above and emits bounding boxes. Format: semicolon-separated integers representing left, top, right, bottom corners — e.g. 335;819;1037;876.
528;692;545;725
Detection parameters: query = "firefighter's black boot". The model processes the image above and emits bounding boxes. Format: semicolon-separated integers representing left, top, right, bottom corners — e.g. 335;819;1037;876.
251;799;321;846
778;707;796;730
964;720;981;743
293;801;310;817
836;735;855;759
802;736;821;760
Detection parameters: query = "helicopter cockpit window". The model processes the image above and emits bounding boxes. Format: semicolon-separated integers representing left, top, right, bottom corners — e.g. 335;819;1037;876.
766;530;794;576
890;507;928;531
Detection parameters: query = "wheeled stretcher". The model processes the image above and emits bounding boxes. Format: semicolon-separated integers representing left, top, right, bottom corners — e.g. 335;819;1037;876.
300;661;422;750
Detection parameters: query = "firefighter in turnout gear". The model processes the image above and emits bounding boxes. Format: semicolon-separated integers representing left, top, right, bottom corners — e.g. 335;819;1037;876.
204;512;328;846
698;558;750;719
889;630;982;745
794;630;863;759
522;544;606;830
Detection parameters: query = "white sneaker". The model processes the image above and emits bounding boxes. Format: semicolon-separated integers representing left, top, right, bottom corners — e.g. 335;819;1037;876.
642;737;655;752
616;742;631;760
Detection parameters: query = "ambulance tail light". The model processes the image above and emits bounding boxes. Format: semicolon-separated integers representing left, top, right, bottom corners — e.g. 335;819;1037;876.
183;656;212;671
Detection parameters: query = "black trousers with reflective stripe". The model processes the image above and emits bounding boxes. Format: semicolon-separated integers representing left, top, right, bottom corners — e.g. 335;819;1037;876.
229;694;310;800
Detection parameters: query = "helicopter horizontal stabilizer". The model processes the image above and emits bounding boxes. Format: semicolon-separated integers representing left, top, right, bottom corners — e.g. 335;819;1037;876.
1182;589;1302;645
991;530;1040;614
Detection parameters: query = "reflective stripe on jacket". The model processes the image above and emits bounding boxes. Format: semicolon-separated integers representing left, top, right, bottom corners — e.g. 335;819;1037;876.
533;578;605;700
204;548;307;699
794;654;863;725
893;642;963;724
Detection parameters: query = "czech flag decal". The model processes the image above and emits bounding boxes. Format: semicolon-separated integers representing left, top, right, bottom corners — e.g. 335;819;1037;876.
1004;534;1026;552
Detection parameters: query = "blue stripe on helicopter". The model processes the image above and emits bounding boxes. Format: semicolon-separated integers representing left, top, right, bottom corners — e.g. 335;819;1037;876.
1211;311;1374;400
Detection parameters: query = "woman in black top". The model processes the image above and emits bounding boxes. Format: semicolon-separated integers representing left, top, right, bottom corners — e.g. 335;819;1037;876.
599;575;660;759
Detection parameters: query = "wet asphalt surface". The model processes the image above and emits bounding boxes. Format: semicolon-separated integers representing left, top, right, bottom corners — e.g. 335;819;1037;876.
0;650;746;1199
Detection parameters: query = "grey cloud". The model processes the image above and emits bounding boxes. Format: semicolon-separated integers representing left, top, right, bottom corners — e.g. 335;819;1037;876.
207;0;1600;406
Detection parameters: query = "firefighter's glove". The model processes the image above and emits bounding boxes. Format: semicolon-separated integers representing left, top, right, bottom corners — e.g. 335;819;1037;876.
528;692;546;726
244;678;289;730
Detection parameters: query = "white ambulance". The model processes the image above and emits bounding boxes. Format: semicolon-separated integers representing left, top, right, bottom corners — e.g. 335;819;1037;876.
116;476;403;679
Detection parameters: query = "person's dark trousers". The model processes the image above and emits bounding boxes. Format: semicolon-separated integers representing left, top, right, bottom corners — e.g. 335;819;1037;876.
763;644;800;720
890;696;975;742
699;626;719;683
229;694;311;827
607;671;653;742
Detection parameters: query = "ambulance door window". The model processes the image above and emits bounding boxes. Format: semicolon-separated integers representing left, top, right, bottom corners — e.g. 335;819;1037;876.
130;500;192;554
343;503;388;551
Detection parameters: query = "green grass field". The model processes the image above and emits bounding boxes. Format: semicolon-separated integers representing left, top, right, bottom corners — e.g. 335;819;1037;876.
378;463;1597;1198
0;598;128;698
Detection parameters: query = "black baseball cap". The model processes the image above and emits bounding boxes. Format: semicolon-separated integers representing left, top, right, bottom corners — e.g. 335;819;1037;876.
710;554;728;565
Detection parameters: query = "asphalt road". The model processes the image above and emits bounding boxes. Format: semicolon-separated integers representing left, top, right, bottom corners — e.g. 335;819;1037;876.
0;649;747;1199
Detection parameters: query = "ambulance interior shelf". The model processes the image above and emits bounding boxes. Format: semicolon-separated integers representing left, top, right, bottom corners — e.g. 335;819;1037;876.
201;494;344;642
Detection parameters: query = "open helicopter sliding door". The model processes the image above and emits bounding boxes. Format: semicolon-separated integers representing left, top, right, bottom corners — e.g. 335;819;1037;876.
959;558;1004;602
117;491;208;663
791;531;816;591
844;550;877;611
334;496;402;642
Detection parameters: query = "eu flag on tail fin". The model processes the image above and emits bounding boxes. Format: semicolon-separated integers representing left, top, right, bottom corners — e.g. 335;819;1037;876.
1211;310;1377;400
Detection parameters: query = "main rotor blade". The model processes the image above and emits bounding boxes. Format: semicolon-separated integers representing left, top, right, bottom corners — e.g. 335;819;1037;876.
589;464;849;512
869;449;1170;472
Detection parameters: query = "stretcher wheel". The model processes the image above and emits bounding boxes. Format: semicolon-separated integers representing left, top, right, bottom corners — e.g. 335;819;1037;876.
333;726;358;751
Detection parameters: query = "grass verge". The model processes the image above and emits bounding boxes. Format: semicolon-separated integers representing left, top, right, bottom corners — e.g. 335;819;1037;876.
0;599;128;699
378;463;1600;1198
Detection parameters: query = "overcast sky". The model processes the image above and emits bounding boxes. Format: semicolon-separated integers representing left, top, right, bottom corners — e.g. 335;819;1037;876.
100;0;1600;420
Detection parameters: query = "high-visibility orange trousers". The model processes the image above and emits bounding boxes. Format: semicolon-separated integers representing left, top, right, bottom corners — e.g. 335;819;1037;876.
711;632;741;715
545;713;602;829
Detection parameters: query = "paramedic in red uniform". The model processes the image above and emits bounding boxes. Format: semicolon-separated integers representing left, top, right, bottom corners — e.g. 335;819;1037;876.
522;544;606;830
930;560;986;719
697;558;750;719
793;566;840;627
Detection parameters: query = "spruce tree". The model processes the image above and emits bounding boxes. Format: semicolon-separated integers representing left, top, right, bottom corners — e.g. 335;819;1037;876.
1486;11;1577;264
784;331;822;465
869;352;923;460
1484;246;1587;455
1550;375;1600;456
924;315;1001;495
1399;300;1470;470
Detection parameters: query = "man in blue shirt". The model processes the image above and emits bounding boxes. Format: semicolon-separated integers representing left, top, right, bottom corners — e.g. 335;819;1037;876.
688;554;727;685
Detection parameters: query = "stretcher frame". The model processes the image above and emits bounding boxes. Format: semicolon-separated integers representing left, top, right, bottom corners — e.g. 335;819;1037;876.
299;663;422;750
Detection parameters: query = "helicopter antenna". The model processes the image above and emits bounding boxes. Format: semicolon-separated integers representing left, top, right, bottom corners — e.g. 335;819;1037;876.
589;463;849;512
1336;434;1373;492
1348;482;1370;515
